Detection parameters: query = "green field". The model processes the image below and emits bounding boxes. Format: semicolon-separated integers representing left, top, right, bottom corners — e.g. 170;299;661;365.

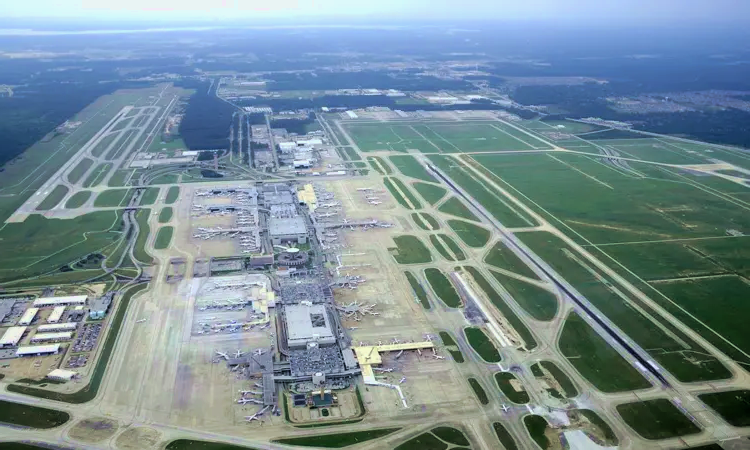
523;415;551;450
133;209;152;264
394;432;448;450
484;241;538;279
107;169;133;187
390;177;422;209
538;361;578;398
0;400;70;429
578;410;618;445
464;326;501;363
389;155;436;181
463;267;537;350
165;186;180;204
111;116;133;131
139;187;160;206
165;440;256;450
94;189;132;207
424;268;462;307
698;390;750;427
158;207;173;223
447;220;490;248
412;182;447;205
272;428;400;448
82;163;112;188
67;157;94;184
492;422;518;450
154;226;174;250
490;271;557;321
411;212;440;231
520;231;731;382
440;234;466;260
616;399;701;440
383;177;416;210
469;378;490;405
431;427;469;446
558;313;651;393
404;271;430;309
366;156;392;175
495;372;530;404
429;234;454;261
105;128;138;160
439;331;464;362
342;146;361;161
35;185;69;211
389;235;432;264
438;197;480;221
90;132;121;157
65;191;92;209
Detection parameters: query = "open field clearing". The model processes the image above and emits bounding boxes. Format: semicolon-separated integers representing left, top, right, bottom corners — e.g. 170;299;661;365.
492;422;518;450
438;196;480;221
578;410;618;445
273;428;401;448
430;234;455;261
484;240;539;279
35;185;69;211
389;235;432;264
495;372;530;404
389;176;422;208
558;313;651;392
464;326;502;362
531;361;578;398
107;169;133;187
490;271;557;321
520;231;732;382
90;132;121;157
468;377;489;404
366;156;392;174
698;390;750;427
83;163;112;188
154;226;174;250
94;189;132;207
158;206;173;223
389;154;436;181
412;182;447;205
584;137;709;165
65;190;92;209
464;266;537;350
165;440;254;450
165;186;180;204
394;426;471;450
0;400;70;429
447;220;490;247
67;157;94;184
616;399;701;440
523;415;552;450
404;270;430;309
439;331;464;362
411;212;440;230
139;187;161;206
424;267;462;307
383;177;415;209
439;234;466;260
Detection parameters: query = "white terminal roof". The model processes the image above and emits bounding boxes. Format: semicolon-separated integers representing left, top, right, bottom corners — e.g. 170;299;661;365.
37;322;77;332
0;326;27;347
16;344;60;356
285;304;335;346
33;295;87;307
31;332;73;342
268;216;307;237
47;306;65;323
18;308;39;325
47;369;77;381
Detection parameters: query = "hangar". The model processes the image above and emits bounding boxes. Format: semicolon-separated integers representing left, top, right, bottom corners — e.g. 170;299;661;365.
16;344;61;357
0;326;27;348
285;304;336;349
33;295;87;307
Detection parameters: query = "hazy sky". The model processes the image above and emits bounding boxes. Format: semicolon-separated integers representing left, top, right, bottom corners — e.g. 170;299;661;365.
3;0;749;24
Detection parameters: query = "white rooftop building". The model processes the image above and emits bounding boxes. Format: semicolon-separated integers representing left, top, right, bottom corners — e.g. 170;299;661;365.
47;306;65;323
33;295;87;307
31;332;73;343
18;307;39;326
0;326;27;348
16;344;61;357
37;322;77;332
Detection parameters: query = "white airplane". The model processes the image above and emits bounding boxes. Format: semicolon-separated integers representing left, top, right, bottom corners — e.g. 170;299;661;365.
373;367;393;373
235;350;245;358
399;377;407;384
245;414;261;422
368;201;382;205
239;390;262;396
348;327;358;331
254;382;264;388
356;187;373;191
237;398;262;405
501;404;510;413
433;355;445;360
254;349;266;356
136;318;147;323
365;196;379;200
215;351;229;360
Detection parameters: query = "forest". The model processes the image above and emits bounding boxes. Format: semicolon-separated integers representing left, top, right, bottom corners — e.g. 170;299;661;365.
178;80;237;151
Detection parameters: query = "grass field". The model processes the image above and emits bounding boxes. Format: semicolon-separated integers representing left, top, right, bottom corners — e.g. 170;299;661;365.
0;400;70;429
389;235;432;264
411;212;440;231
464;326;501;363
139;187;160;206
389;155;436;181
698;390;750;427
154;226;174;250
94;189;132;207
67;157;94;184
431;427;469;446
424;268;462;307
272;428;400;448
165;440;256;450
133;209;152;264
464;266;537;350
366;156;392;175
35;185;69;211
389;177;422;209
105;128;138;160
495;372;530;404
616;399;701;440
439;331;464;362
447;220;490;248
158;207;173;223
538;361;578;398
404;271;430;309
107;169;133;187
578;410;618;445
523;415;551;450
165;186;180;204
342;147;361;161
440;234;466;260
438;197;480;221
490;271;557;321
429;234;454;261
484;240;538;279
468;377;489;404
65;191;92;209
394;432;448;450
384;177;415;210
558;313;651;393
520;231;732;382
90;132;121;157
82;163;112;188
492;422;518;450
412;182;447;205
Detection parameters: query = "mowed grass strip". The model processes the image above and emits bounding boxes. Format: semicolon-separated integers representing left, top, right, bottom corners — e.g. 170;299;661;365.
578;410;618;445
424;268;462;307
539;361;578;398
82;163;112;188
389;154;436;182
439;331;464;362
438;197;479;222
698;390;750;427
492;422;519;450
484;240;538;279
154;226;174;250
439;234;465;261
412;182;447;205
394;432;448;450
67;157;94;184
94;189;132;207
165;186;180;204
64;191;92;209
464;266;537;350
447;220;490;248
343;147;361;161
166;440;257;450
35;185;69;211
90;132;120;158
273;428;401;448
411;212;440;230
495;372;530;404
490;271;558;321
158;207;173;223
464;326;501;362
431;427;469;446
524;415;552;450
366;156;392;175
429;235;454;261
389;177;422;209
383;177;413;210
0;400;70;429
404;271;430;309
468;377;489;404
139;187;160;206
389;235;432;264
559;312;651;393
616;399;701;440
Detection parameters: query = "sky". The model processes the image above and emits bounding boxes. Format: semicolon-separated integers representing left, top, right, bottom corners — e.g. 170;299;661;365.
2;0;749;25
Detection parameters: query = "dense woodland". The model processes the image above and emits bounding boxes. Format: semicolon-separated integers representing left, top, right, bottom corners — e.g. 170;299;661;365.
177;80;237;151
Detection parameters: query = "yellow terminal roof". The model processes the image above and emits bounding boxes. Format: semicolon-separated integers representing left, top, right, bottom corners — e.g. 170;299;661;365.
352;341;434;366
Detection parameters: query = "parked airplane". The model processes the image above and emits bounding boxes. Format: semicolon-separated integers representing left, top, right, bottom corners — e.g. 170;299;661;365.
373;367;393;373
215;351;229;360
237;398;262;405
235;350;245;358
399;377;407;384
136;318;147;323
501;404;510;413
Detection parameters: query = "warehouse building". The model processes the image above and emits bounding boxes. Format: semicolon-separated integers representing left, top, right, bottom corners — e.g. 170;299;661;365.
47;306;65;324
285;304;336;349
31;332;73;343
0;326;27;348
33;295;87;307
37;322;77;332
16;344;61;357
47;369;78;382
18;307;39;326
269;216;308;245
89;294;113;320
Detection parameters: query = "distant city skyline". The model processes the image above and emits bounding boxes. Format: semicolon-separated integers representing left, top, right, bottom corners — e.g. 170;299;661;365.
2;0;749;25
